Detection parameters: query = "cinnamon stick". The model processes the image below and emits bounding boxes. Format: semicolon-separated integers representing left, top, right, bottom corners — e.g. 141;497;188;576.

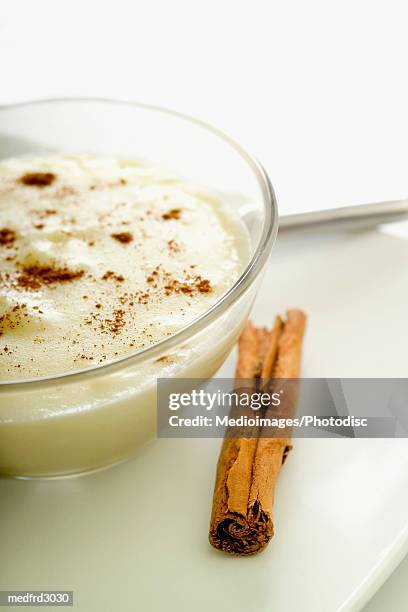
208;309;307;555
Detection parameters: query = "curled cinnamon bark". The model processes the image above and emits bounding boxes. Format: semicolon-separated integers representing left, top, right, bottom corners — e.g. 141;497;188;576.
209;309;307;555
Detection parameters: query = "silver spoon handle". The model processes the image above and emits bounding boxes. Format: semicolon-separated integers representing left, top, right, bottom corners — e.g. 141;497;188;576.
279;198;408;232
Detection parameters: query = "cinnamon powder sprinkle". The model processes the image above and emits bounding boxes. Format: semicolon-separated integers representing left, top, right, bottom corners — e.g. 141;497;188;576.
101;270;125;283
164;275;213;296
0;304;29;334
162;208;181;220
167;239;180;253
111;231;133;244
19;172;56;187
0;228;16;246
142;267;213;299
100;308;126;335
17;265;84;290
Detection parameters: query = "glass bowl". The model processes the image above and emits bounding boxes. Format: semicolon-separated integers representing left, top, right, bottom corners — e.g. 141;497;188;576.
0;98;278;477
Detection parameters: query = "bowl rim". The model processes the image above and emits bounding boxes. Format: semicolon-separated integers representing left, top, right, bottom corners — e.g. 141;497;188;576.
0;97;279;390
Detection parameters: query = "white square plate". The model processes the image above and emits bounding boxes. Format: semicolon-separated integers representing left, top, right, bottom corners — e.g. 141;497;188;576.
1;230;408;612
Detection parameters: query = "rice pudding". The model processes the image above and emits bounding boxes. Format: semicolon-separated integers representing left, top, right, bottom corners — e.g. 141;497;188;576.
0;155;249;380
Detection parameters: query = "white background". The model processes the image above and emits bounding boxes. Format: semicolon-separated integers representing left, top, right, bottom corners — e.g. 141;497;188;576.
1;1;407;609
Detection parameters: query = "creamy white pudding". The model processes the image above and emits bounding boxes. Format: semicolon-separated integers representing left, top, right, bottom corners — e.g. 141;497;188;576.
0;155;249;381
0;155;255;476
